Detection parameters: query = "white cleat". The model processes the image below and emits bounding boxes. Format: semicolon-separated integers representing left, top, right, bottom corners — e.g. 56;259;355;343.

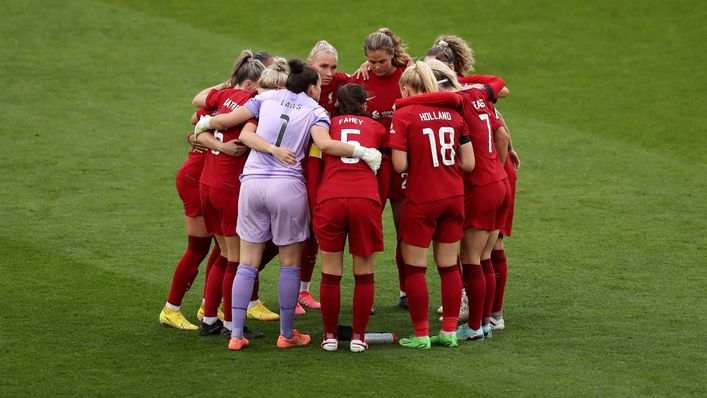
350;339;368;353
321;337;338;352
490;316;505;330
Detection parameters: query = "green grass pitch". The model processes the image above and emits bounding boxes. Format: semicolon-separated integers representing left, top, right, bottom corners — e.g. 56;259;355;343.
1;0;705;396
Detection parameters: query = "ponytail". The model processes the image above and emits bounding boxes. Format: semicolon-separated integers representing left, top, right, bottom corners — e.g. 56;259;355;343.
230;49;266;86
399;61;438;95
427;35;475;74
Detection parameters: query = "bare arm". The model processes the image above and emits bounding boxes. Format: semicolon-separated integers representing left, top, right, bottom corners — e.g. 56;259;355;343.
496;109;520;170
458;141;475;172
391;149;408;174
494;126;510;165
239;122;295;164
197;106;257;132
497;87;510;98
310;125;356;157
192;81;230;107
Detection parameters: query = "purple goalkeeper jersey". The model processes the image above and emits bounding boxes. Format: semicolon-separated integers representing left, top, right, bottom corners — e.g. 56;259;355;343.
241;89;330;181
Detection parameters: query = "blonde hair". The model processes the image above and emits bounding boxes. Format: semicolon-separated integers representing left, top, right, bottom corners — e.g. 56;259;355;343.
308;40;338;63
427;35;475;74
399;61;438;95
230;49;266;87
425;59;462;91
258;57;288;90
364;28;411;67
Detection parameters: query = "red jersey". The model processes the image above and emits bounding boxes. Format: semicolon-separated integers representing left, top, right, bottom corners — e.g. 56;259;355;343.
457;87;506;187
319;72;349;115
315;115;386;205
389;94;469;204
177;107;212;186
348;66;405;138
199;88;256;193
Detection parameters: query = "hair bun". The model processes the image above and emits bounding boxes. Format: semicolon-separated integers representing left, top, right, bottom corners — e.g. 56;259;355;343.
288;58;305;74
272;57;288;73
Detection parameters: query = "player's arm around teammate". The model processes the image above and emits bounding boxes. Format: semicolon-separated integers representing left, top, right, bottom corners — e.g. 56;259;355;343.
313;84;386;353
389;62;474;349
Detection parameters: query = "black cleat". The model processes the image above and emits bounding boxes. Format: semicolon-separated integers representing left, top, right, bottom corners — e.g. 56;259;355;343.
199;319;223;336
219;325;264;339
370;306;376;315
398;295;409;309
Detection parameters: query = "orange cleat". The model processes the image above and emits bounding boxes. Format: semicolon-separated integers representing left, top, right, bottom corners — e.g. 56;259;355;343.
277;329;311;348
228;336;250;351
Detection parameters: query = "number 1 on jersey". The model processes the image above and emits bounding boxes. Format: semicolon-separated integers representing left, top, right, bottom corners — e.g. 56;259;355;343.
275;114;290;147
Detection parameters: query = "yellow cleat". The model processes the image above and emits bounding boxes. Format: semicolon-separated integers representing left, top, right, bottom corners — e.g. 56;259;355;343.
247;301;280;321
196;303;224;321
196;304;205;321
160;307;198;331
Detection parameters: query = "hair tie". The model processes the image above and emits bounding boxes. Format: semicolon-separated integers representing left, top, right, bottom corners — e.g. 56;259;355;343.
436;78;449;85
438;40;448;47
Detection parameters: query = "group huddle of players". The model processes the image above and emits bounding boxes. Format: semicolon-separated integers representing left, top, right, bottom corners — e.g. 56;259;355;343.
159;27;520;352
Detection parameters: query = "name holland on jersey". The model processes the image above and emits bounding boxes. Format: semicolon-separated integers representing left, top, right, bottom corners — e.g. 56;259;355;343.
419;111;452;122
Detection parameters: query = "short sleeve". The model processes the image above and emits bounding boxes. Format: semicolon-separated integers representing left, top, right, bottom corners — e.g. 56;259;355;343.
244;96;263;118
205;89;221;109
312;107;331;129
388;113;408;152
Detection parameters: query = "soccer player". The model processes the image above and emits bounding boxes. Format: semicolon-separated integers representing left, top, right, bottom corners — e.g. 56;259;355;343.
190;50;265;337
310;84;386;352
193;58;382;350
389;61;474;349
349;27;412;309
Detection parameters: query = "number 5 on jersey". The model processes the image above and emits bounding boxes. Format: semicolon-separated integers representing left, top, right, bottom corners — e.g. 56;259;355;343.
340;128;361;164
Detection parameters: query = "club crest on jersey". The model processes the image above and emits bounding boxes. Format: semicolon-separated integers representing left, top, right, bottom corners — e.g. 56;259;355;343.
372;110;381;120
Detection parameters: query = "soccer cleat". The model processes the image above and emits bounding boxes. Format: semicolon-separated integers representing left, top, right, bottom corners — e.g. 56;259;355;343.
490;316;505;330
398;295;409;310
159;307;198;331
298;291;321;309
321;336;338;352
398;335;431;350
199;319;223;336
295;303;306;315
370;306;376;315
247;301;280;321
350;339;368;353
227;336;250;351
456;324;484;341
277;329;311;348
482;323;493;339
436;305;443;314
196;303;224;322
430;332;459;348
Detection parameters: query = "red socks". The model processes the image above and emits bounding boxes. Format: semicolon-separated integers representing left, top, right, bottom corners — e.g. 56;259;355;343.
221;261;238;322
353;274;374;341
202;242;221;298
438;266;462;333
320;273;342;337
462;263;485;330
203;255;227;317
395;241;406;293
300;237;318;284
404;264;429;337
166;236;211;306
481;258;496;324
491;249;508;313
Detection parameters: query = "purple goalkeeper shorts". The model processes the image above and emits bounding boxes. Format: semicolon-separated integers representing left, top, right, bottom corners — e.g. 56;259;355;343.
237;177;310;246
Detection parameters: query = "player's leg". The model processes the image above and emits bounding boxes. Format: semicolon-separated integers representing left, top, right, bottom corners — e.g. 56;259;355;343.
431;241;462;347
351;254;375;352
247;241;279;321
298;233;320;311
491;237;508;329
399;243;431;349
480;230;500;337
228;239;264;350
458;228;489;340
319;250;343;351
200;233;228;335
390;199;406;308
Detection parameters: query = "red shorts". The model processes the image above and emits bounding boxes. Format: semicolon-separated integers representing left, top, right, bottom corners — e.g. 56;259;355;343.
399;196;464;247
500;169;516;237
199;184;238;237
176;178;201;217
464;179;510;231
388;172;407;202
313;198;383;257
